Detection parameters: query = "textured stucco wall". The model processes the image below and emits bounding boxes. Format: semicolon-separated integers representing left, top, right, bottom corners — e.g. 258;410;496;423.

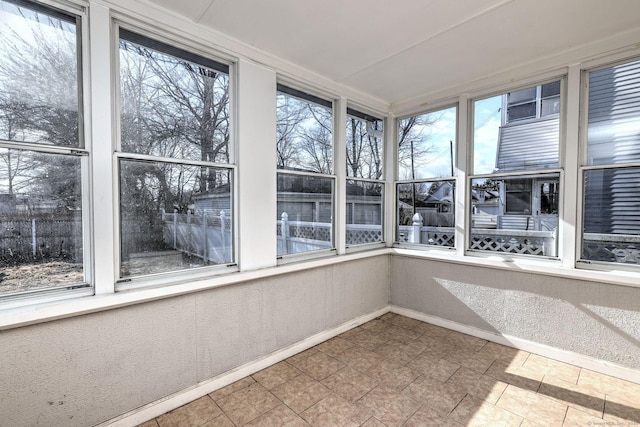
0;256;389;427
391;255;640;370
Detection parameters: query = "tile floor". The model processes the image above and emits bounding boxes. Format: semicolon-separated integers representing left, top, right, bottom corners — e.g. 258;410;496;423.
138;313;640;426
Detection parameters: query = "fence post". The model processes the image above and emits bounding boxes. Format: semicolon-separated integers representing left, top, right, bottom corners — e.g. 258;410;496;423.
220;210;227;262
202;210;208;262
173;209;178;249
32;218;36;258
281;212;289;254
544;231;557;257
187;210;192;255
409;213;423;244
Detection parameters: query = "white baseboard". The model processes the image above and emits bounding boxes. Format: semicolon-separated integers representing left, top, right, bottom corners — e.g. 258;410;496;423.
98;306;391;427
390;305;640;385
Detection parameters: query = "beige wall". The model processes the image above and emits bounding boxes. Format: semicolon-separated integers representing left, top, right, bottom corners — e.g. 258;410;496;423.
0;256;389;427
391;255;640;371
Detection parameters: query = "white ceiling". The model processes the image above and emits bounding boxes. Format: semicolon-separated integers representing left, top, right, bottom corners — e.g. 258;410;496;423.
144;0;640;106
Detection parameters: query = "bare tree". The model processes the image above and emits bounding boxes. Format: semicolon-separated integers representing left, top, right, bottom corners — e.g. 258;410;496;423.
346;117;383;179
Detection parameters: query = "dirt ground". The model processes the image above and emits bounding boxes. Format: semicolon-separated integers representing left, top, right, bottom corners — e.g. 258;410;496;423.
0;261;84;294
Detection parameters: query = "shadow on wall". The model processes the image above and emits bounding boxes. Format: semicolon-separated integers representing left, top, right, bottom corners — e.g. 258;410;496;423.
390;257;640;370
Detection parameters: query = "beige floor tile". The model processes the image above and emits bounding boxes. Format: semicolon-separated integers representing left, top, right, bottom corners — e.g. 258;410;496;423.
486;358;544;392
539;374;604;418
446;347;497;374
365;359;421;391
286;347;320;364
562;407;605;427
403;406;465;427
338;327;364;340
244;404;310;426
497;385;568;427
252;361;302;390
413;322;453;339
209;376;256;401
384;325;422;345
301;394;372;427
603;393;640;423
477;342;530;364
157;396;222;427
403;338;429;355
321;366;378;403
523;354;581;384
402;375;467;417
215;382;281;426
315;336;355;357
271;373;332;414
335;346;385;373
147;315;640;427
359;319;393;333
345;330;391;350
379;312;397;321
449;395;524;427
578;369;640;400
136;420;159;427
446;366;508;404
356;385;422;427
201;414;235;427
291;350;346;381
388;314;424;330
416;336;459;359
360;416;387;427
445;330;488;353
406;353;460;382
374;340;416;365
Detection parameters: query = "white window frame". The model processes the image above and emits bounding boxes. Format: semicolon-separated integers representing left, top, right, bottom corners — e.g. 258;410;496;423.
276;83;337;263
0;0;93;306
467;77;566;261
394;103;458;251
344;105;386;251
576;56;640;273
113;22;238;290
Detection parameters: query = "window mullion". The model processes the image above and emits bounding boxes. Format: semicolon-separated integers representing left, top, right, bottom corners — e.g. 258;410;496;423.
89;3;116;295
334;97;347;255
561;65;581;268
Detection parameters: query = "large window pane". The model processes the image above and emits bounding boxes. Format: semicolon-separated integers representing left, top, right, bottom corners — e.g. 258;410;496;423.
587;59;640;166
119;31;230;163
397;107;456;180
470;175;559;257
0;0;85;297
346;180;383;245
119;159;232;278
346;111;383;179
396;181;455;247
582;168;640;265
276;86;334;257
0;0;80;147
474;82;561;175
277;173;334;256
0;148;84;295
582;59;640;267
277;89;333;174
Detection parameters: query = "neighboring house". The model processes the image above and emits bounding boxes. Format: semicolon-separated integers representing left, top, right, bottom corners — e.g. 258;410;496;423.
585;60;640;235
480;82;561;231
193;179;382;225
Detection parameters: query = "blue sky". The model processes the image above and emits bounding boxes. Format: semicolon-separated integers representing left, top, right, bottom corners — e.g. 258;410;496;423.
473;95;502;175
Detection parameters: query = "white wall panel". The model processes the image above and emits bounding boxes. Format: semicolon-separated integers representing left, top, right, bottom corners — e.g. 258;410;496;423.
0;256;389;426
391;256;640;371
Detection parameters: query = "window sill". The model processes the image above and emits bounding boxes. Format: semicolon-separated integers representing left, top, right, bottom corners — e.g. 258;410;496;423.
391;247;640;289
0;247;391;331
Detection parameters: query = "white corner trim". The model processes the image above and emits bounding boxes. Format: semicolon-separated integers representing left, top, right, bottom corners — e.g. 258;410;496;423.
390;305;640;386
97;306;391;427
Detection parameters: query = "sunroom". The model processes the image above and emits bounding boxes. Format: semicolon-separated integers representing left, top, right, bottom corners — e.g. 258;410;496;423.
1;0;640;426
